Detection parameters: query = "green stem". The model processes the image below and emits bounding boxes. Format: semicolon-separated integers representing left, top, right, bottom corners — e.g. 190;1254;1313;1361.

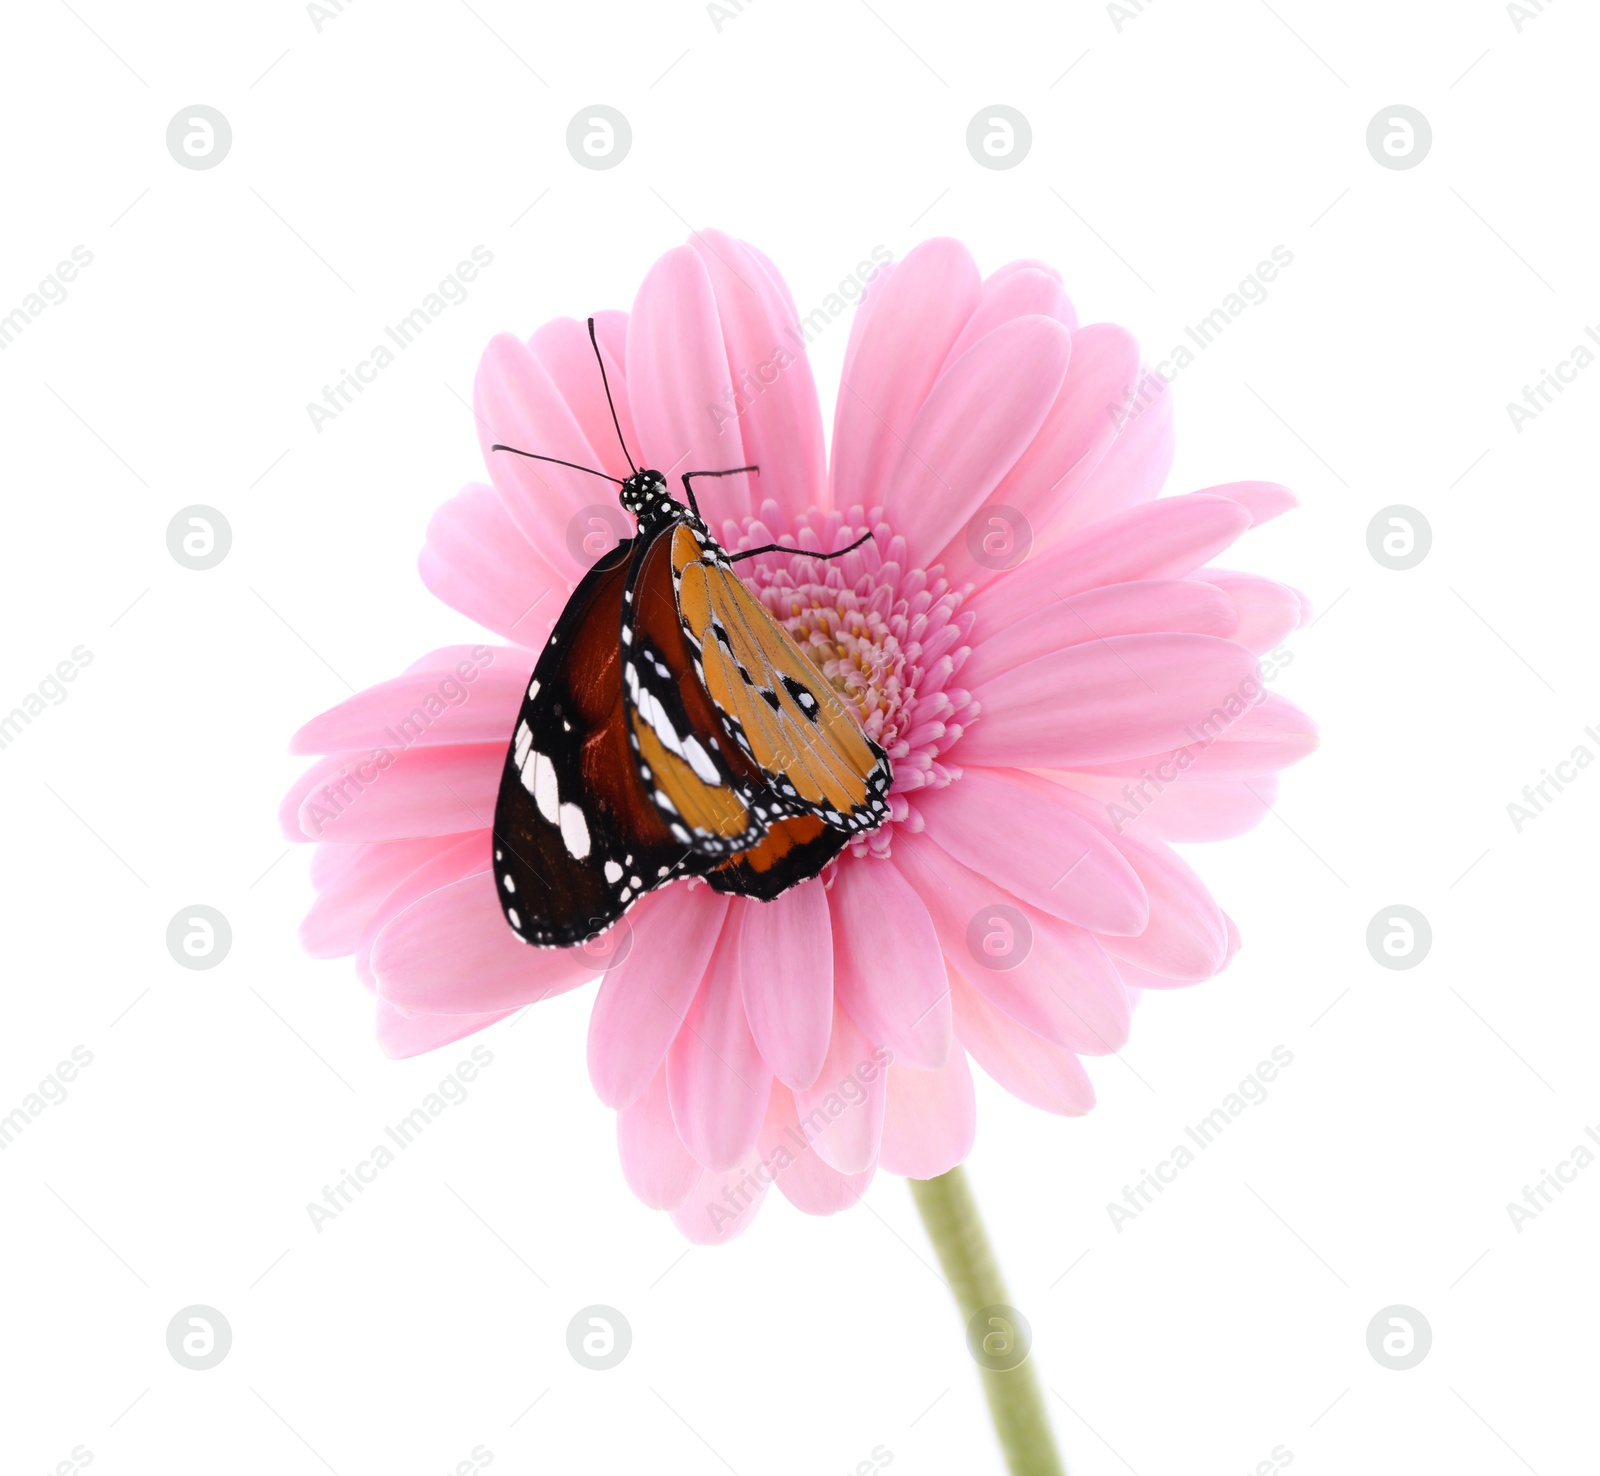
909;1166;1066;1476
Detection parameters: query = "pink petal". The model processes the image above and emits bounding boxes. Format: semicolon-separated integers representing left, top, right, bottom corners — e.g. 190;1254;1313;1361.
1069;812;1230;982
1200;479;1298;526
1038;783;1231;980
877;314;1072;566
1052;349;1175;536
760;1087;875;1215
374;999;512;1059
527;311;639;482
285;744;502;842
829;858;951;1070
667;923;773;1172
472;333;619;569
1071;692;1319;779
966;494;1253;632
617;1067;702;1211
985;259;1075;328
738;878;834;1090
627;246;755;521
1044;770;1281;843
349;833;493;988
418;482;566;647
963;632;1262;770
669;1152;771;1245
290;652;525;755
942;266;1076;368
792;1005;889;1175
301;837;458;958
917;768;1146;935
371;870;596;1015
959;579;1236;690
951;969;1095;1116
1200;570;1305;654
934;322;1137;584
687;229;826;527
831;238;981;507
893;831;1130;1055
878;1050;976;1179
587;885;729;1110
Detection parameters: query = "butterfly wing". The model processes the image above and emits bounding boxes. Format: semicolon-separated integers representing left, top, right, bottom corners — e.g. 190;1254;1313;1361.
491;538;704;947
620;522;781;857
670;525;894;835
705;813;850;900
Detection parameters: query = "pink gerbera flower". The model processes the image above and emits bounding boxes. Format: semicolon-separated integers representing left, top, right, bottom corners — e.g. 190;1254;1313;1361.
281;231;1317;1245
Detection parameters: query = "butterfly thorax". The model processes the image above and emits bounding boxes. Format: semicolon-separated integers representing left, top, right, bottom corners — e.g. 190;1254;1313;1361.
619;469;674;522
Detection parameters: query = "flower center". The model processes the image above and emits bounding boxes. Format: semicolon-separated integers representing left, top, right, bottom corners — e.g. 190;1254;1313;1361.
725;504;980;859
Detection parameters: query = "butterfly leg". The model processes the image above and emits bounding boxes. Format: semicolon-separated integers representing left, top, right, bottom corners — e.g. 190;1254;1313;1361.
681;465;759;519
727;530;874;564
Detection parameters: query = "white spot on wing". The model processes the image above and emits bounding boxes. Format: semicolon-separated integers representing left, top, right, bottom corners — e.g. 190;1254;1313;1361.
682;735;719;784
604;859;623;884
559;802;591;859
514;720;533;770
529;750;559;824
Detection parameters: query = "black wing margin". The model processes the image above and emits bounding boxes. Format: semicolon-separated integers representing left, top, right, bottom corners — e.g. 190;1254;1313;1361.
490;538;703;947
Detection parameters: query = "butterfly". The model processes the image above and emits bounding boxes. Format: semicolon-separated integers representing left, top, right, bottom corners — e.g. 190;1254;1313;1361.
489;320;893;948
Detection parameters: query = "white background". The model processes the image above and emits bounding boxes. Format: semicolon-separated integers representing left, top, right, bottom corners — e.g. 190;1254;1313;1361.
2;1;1596;1472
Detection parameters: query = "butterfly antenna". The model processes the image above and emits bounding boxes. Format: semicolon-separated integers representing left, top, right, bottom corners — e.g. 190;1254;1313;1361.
587;316;636;475
490;444;625;486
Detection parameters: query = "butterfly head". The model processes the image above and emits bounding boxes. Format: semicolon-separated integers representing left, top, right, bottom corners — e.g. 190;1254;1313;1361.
620;468;672;521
